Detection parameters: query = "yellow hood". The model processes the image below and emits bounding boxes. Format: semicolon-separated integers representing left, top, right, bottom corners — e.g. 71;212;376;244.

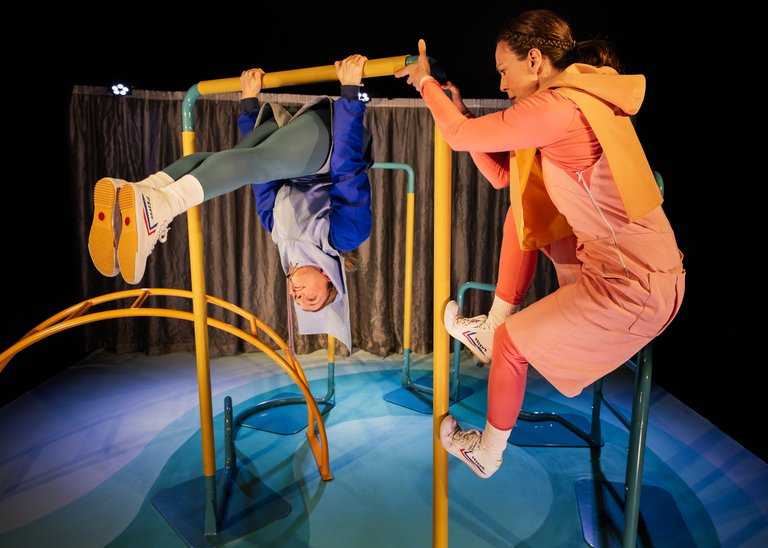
539;63;646;116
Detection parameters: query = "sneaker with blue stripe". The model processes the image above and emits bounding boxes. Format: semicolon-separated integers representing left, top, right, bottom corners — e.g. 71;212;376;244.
443;300;494;364
439;415;502;479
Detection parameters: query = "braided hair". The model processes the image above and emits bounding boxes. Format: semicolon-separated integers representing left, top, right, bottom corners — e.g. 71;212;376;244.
497;9;623;73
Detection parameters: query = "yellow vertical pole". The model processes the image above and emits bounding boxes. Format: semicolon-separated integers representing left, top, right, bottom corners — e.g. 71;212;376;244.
432;125;452;547
181;130;218;534
404;191;415;352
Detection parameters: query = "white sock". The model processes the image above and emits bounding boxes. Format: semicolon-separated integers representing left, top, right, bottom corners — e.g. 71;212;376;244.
487;295;516;329
481;421;512;454
163;174;205;217
140;171;174;188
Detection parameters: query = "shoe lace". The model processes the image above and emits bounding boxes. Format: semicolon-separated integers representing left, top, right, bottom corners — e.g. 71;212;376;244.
148;221;171;255
455;315;488;329
451;428;482;451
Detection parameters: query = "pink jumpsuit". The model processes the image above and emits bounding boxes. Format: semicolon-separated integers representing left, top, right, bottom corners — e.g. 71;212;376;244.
421;78;685;430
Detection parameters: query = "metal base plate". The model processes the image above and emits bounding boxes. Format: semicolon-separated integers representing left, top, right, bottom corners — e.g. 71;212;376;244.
383;374;474;414
152;467;291;547
576;479;694;547
238;392;334;435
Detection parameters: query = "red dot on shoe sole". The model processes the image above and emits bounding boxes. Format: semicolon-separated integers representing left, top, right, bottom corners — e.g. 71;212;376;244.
98;212;105;221
124;217;131;226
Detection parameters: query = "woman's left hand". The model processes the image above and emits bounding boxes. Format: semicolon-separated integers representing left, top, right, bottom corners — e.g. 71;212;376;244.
336;54;368;86
442;81;471;116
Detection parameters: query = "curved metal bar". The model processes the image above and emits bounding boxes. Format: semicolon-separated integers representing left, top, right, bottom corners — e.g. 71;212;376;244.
235;161;417;429
450;281;658;548
174;59;421;533
0;289;332;481
453;281;496;400
371;162;417;391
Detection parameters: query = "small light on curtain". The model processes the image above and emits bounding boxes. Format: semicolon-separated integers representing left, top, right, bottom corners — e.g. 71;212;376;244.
110;83;132;96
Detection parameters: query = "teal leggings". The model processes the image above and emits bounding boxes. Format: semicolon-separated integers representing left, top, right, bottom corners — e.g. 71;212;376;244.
162;105;332;201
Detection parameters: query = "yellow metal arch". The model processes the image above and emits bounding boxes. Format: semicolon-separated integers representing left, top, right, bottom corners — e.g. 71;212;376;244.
0;288;332;480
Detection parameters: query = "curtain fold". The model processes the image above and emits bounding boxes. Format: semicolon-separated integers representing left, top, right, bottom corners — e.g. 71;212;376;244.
69;86;556;359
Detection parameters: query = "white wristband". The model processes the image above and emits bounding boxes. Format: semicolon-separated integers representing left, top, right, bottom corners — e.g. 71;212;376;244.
418;75;437;91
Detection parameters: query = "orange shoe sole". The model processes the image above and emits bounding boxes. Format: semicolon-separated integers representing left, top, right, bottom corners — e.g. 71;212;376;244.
87;178;119;277
117;185;139;284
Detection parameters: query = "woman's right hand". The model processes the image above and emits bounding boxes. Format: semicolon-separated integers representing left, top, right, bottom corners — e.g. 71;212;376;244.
240;68;265;99
394;39;432;91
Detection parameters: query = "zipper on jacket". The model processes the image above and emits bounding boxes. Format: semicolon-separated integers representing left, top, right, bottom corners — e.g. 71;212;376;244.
576;170;630;278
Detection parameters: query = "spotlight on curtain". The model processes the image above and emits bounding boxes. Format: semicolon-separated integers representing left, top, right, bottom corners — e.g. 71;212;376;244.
110;83;132;96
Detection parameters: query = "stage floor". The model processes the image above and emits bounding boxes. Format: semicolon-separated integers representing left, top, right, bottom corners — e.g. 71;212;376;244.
1;348;766;547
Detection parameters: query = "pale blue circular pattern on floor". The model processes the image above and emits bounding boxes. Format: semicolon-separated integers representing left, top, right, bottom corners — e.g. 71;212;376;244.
295;416;553;547
0;350;757;547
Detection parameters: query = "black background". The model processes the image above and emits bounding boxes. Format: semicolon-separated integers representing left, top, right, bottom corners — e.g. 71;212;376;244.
4;4;758;460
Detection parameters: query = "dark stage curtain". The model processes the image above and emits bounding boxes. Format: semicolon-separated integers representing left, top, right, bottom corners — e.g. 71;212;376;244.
69;85;556;359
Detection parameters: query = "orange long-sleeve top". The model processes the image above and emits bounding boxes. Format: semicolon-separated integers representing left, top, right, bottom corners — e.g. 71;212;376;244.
420;78;601;305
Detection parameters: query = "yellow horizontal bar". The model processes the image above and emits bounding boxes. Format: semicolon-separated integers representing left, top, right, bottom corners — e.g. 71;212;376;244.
197;55;409;95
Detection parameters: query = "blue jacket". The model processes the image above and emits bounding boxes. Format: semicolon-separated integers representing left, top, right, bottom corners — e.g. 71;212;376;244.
237;86;373;252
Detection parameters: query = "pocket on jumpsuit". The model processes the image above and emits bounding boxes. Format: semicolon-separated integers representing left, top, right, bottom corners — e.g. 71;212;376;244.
628;269;686;338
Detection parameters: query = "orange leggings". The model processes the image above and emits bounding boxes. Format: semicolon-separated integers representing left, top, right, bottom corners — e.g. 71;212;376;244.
496;206;537;306
487;324;529;430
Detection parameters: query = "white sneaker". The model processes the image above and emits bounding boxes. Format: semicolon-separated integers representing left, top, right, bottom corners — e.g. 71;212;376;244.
439;415;501;479
88;178;128;277
88;174;174;278
117;184;173;285
443;300;493;364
